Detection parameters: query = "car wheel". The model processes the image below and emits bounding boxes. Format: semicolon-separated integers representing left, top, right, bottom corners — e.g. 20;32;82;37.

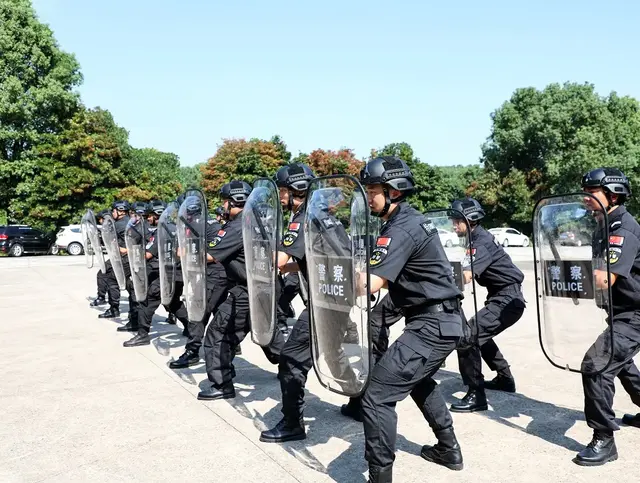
51;246;59;255
10;243;24;257
522;238;530;247
445;240;453;248
502;239;509;247
67;242;84;256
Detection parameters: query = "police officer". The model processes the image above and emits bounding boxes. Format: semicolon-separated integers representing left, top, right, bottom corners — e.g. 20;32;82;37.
169;200;229;369
198;181;283;400
98;201;131;320
90;209;111;307
573;168;640;466
122;200;167;347
447;198;526;413
276;272;299;338
259;163;317;442
115;201;151;331
357;156;465;482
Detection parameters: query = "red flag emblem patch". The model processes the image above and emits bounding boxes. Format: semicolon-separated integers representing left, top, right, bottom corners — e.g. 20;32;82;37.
376;237;392;248
609;235;624;246
289;222;300;231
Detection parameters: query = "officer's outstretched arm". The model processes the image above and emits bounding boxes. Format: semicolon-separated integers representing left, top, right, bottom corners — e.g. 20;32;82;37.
357;272;387;295
277;251;291;269
119;247;128;255
594;269;617;289
463;270;473;284
280;262;299;274
145;252;152;260
207;254;215;263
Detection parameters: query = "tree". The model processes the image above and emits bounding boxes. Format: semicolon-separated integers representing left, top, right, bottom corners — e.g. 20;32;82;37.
482;82;640;209
200;137;288;203
119;147;182;201
10;107;127;231
306;148;363;177
0;0;83;218
370;141;421;168
179;163;204;190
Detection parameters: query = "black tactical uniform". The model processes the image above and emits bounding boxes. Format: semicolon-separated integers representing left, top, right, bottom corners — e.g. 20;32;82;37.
98;201;132;320
170;215;229;369
448;198;526;413
90;209;111;307
573;168;640;466
122;201;167;347
198;181;284;400
358;157;465;483
276;272;299;337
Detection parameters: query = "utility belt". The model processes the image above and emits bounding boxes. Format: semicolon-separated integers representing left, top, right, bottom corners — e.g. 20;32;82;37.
404;297;461;319
487;282;522;299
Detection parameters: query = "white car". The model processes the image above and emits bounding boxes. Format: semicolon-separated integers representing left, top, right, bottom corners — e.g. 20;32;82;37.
54;224;85;256
488;227;530;247
438;228;460;248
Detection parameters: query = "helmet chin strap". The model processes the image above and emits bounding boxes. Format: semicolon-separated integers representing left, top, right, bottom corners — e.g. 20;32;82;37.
372;187;397;218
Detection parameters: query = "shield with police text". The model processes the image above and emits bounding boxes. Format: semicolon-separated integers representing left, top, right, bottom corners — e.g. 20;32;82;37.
125;216;148;302
177;190;208;322
532;192;614;375
80;215;93;269
101;214;127;290
82;209;106;273
242;178;282;347
304;175;372;397
425;208;479;348
158;201;179;305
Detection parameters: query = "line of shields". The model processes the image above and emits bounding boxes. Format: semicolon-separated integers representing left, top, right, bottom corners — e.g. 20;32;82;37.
80;209;106;273
532;192;614;376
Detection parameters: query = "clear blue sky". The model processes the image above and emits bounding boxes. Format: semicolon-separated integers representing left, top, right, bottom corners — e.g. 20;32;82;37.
32;0;640;167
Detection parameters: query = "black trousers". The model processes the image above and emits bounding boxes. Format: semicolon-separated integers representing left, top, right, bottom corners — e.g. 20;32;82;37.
186;269;229;354
136;271;162;335
203;285;284;387
277;273;300;333
104;259;136;317
582;311;640;432
362;312;461;468
96;265;109;300
457;285;525;389
163;281;190;327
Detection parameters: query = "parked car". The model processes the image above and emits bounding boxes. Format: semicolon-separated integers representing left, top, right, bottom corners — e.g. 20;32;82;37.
488;227;530;247
0;225;53;257
438;228;460;248
54;224;85;256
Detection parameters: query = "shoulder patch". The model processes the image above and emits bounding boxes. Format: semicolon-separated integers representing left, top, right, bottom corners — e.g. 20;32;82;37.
288;222;300;232
609;247;622;264
217;230;226;237
609;235;624;246
322;218;335;228
283;230;298;247
421;221;438;237
610;220;622;230
376;237;392;248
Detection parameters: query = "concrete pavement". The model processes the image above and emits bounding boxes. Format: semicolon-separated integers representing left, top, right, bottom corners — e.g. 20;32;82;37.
1;253;639;483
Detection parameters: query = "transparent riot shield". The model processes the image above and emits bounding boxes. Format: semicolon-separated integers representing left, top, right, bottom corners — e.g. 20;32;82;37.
83;209;106;273
177;190;207;322
158;201;179;306
242;178;282;347
304;175;372;397
101;214;127;290
125;217;148;302
532;192;613;375
80;215;93;269
425;208;479;348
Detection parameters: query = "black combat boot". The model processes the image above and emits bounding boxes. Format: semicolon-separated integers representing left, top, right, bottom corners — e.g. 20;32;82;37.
197;383;236;401
123;333;151;347
98;307;120;319
259;416;306;443
622;413;640;428
450;388;488;413
169;350;200;369
116;321;139;332
573;430;618;466
484;374;516;393
165;313;177;325
368;463;393;482
344;320;359;344
340;396;363;422
90;297;107;307
235;345;242;355
420;427;464;471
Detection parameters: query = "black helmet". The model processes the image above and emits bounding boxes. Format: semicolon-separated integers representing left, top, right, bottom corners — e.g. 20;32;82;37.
220;180;252;205
149;200;167;216
214;206;224;217
97;209;110;220
275;163;315;192
360;156;415;193
112;200;131;212
132;201;148;215
451;197;485;222
581;168;631;202
176;193;186;206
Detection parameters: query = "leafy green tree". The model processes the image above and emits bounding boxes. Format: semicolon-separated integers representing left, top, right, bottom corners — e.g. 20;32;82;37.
306;148;363;177
482;82;640;216
179;163;204;190
0;0;83;219
120;147;182;201
11;107;127;231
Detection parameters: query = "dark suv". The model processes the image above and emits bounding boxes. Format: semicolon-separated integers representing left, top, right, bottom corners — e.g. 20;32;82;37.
0;225;53;257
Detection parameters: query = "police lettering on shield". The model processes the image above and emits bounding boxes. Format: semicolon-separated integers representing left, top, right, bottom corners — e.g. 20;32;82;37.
544;260;594;299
